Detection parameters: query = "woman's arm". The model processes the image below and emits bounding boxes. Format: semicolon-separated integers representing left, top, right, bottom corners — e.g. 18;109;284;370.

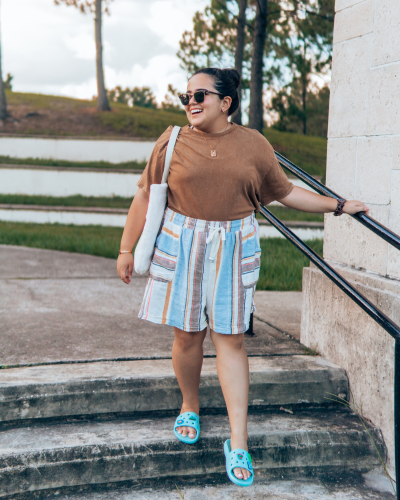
116;187;149;284
278;186;369;215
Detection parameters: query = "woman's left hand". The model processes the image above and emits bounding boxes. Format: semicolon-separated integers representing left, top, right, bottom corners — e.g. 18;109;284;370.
343;200;370;215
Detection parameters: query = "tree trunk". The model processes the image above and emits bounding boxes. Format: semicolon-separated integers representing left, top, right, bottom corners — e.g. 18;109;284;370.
302;76;307;135
0;0;8;121
95;0;110;111
248;0;268;132
232;0;247;125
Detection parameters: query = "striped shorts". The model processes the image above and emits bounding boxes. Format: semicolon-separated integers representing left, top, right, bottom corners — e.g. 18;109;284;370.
138;208;261;335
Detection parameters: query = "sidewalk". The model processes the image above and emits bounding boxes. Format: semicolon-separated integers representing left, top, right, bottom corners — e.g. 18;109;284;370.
0;245;394;499
0;245;304;367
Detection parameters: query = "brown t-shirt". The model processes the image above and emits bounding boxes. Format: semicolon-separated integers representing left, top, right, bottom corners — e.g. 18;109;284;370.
137;123;293;221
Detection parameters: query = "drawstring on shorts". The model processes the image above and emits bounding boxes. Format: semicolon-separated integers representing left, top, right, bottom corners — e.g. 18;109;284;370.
206;227;226;261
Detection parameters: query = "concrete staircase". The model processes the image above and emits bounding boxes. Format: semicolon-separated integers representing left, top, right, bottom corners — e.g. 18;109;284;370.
0;355;386;498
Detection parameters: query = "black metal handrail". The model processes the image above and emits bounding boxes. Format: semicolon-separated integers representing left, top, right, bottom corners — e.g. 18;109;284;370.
259;205;400;340
275;151;400;252
255;205;400;498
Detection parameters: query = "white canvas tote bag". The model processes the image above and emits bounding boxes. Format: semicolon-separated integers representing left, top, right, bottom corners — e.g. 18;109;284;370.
134;125;181;274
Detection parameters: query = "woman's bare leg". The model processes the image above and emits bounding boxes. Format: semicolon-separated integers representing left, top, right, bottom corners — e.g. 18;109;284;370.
172;326;207;438
211;330;251;480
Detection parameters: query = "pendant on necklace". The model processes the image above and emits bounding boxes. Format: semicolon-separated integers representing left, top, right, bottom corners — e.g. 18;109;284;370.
211;150;217;157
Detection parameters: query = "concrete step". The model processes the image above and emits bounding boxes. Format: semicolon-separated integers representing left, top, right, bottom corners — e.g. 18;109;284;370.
0;411;385;498
0;356;348;424
19;469;396;500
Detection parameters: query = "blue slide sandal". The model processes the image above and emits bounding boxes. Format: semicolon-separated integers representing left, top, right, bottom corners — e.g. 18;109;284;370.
224;439;254;487
173;412;200;444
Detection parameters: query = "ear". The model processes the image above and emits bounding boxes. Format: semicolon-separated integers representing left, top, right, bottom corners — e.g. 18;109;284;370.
222;95;232;113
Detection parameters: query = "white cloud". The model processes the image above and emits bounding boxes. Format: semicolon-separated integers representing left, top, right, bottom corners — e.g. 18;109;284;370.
2;0;207;100
146;0;208;48
64;33;96;61
105;54;188;103
16;79;98;101
64;32;113;62
17;52;189;103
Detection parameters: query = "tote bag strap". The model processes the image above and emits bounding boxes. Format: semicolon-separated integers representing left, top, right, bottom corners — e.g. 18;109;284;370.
161;126;181;184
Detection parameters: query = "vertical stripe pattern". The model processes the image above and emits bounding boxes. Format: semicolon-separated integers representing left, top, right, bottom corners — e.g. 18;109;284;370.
138;208;261;335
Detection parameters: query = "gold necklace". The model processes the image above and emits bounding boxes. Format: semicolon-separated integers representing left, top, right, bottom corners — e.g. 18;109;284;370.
199;123;230;157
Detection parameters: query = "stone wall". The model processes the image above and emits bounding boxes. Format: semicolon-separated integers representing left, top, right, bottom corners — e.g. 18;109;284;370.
0;136;155;163
301;0;400;472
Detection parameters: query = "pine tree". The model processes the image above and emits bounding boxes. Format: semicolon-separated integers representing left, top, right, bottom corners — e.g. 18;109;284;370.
0;0;8;120
54;0;112;111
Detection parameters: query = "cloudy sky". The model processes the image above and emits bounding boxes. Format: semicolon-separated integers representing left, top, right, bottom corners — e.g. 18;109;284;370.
2;0;208;102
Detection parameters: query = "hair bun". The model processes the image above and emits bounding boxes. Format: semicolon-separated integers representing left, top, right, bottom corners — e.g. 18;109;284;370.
224;68;241;90
191;67;241;117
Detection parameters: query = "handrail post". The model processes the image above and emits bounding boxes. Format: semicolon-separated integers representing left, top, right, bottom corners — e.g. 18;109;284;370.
395;338;400;499
245;313;254;336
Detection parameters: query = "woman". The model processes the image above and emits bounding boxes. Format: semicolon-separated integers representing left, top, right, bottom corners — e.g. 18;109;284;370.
117;67;369;487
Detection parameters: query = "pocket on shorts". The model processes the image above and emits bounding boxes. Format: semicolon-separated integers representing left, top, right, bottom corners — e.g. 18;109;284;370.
149;221;182;283
240;223;261;289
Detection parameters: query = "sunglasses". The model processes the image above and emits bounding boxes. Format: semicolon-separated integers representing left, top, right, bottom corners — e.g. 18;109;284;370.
178;89;223;106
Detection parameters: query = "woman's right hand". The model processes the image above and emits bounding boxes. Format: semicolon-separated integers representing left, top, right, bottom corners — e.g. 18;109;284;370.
116;188;149;285
117;253;134;284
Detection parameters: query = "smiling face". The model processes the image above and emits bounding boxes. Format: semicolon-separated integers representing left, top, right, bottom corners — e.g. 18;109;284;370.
184;73;232;134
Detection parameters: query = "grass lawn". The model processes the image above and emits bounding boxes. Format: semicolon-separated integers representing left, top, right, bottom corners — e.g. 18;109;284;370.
264;128;327;179
5;91;188;139
0;194;134;209
0;195;324;223
257;238;323;291
4;91;327;177
0;221;123;259
0;221;323;291
256;206;324;223
0;155;146;170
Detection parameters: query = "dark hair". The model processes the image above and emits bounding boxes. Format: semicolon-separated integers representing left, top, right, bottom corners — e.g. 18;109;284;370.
191;67;241;117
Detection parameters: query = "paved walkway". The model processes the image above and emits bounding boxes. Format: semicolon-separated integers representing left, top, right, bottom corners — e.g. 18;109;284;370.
0;245;304;367
0;245;394;499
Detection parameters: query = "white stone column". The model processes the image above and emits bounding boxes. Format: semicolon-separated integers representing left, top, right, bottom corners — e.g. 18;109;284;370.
301;0;400;472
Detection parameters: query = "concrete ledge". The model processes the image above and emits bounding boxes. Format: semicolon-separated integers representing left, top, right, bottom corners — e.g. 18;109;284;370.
0;357;348;423
301;263;400;473
258;220;324;229
0;411;385;497
0;168;142;198
0;164;318;199
0;205;324;236
0;163;322;181
0;134;158;141
0;137;156;164
0;204;130;214
0;204;325;228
